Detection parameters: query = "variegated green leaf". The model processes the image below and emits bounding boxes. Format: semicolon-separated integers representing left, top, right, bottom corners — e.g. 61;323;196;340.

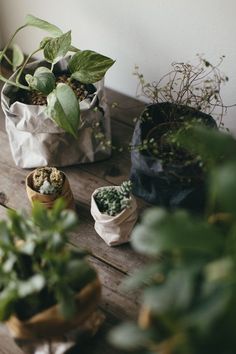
43;31;71;64
25;14;63;37
69;50;115;83
12;44;24;71
46;83;80;138
25;66;55;95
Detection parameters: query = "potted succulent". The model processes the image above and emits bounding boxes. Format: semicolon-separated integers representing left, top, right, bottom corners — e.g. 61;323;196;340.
26;166;75;209
110;127;236;354
130;56;229;210
0;14;115;168
90;181;137;246
0;199;101;339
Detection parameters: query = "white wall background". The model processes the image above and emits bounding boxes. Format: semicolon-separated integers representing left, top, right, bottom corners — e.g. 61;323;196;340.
0;0;236;132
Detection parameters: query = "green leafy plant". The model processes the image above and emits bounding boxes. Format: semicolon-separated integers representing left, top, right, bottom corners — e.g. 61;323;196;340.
109;127;236;354
0;14;115;138
94;181;132;216
0;199;96;321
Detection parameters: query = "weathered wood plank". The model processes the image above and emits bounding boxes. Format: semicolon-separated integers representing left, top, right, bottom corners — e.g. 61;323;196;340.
0;136;148;274
0;158;147;274
0;130;149;272
71;202;147;273
89;257;139;321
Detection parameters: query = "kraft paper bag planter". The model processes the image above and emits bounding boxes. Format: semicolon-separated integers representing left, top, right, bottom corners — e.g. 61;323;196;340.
0;334;24;354
91;188;138;246
1;59;111;168
6;278;101;339
26;169;75;210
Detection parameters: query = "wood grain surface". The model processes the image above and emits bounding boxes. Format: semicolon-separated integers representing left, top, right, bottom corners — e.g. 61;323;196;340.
0;72;149;353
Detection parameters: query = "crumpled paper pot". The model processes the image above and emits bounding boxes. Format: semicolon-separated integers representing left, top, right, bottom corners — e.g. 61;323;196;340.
0;334;24;354
1;58;111;168
6;278;101;340
90;187;138;246
26;170;75;210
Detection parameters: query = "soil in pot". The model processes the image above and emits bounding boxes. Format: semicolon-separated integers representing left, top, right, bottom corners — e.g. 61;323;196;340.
145;121;204;183
15;72;96;106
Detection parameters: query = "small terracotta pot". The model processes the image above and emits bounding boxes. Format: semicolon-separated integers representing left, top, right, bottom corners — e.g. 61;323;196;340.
26;170;75;210
6;278;101;339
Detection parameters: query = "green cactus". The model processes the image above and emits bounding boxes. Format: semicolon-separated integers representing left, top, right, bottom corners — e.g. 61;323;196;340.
32;167;64;195
119;180;132;197
94;181;133;216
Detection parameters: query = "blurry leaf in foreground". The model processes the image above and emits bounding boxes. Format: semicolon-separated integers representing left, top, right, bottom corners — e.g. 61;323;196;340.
108;322;152;350
210;162;236;215
131;208;222;256
176;126;236;166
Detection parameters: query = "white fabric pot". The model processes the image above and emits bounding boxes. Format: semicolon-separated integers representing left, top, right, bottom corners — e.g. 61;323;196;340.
91;187;138;246
1;59;111;168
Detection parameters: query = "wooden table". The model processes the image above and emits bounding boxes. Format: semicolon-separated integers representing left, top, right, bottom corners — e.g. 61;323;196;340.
0;73;149;353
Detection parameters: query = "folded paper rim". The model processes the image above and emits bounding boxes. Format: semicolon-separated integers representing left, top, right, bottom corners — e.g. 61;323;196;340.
6;278;101;339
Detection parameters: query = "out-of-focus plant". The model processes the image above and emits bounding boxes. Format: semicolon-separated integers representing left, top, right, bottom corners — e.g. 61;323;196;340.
0;199;96;321
109;127;236;354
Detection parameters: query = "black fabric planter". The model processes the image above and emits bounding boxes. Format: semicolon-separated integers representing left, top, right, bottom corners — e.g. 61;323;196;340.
130;102;217;211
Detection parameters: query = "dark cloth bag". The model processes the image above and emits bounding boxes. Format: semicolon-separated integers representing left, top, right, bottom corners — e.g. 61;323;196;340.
130;102;216;211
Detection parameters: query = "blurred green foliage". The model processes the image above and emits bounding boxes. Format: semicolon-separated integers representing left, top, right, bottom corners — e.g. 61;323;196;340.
0;199;96;321
109;127;236;354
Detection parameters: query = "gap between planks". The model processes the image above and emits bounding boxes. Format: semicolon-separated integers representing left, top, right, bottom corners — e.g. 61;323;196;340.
0;129;149;273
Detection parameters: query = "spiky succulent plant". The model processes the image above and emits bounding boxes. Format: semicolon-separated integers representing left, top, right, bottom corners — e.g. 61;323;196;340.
119;180;132;197
95;181;132;216
32;167;64;195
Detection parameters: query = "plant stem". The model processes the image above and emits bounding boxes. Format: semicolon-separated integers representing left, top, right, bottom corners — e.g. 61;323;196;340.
2;54;13;66
50;62;54;72
0;74;30;90
0;25;27;67
0;24;31;91
16;48;42;84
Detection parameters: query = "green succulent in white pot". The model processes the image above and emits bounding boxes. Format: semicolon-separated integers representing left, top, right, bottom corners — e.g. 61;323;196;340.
0;14;115;168
91;181;138;246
